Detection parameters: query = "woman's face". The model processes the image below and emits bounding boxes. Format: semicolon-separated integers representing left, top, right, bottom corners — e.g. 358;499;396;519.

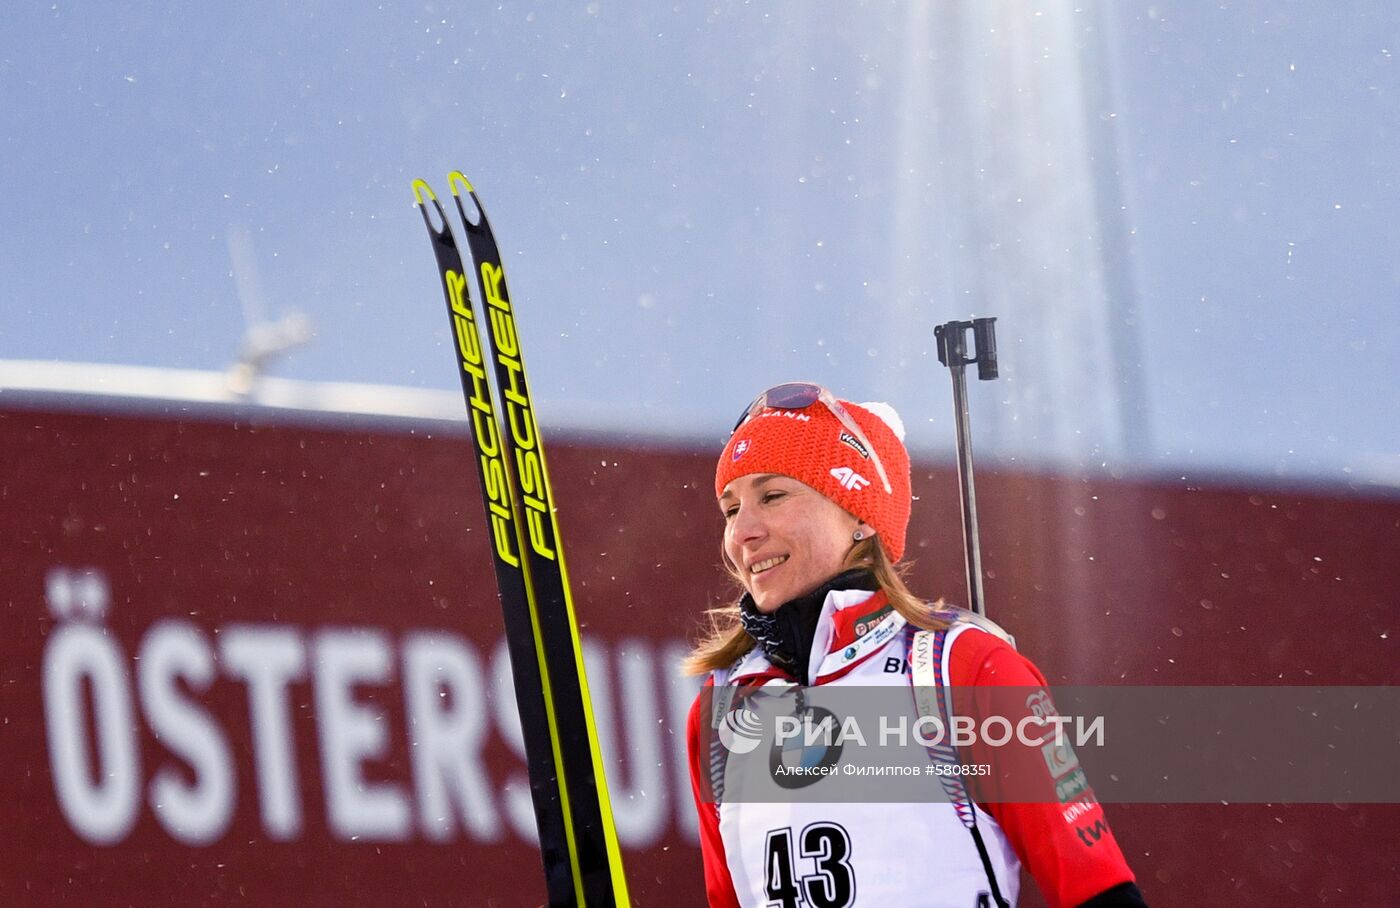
720;473;869;613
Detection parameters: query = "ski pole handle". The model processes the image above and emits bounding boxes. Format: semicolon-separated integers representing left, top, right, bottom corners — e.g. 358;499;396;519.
934;317;999;617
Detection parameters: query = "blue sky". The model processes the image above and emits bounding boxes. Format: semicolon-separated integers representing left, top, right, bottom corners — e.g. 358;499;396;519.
2;2;1396;488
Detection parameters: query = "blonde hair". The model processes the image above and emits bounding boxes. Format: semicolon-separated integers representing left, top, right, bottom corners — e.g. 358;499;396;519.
682;536;949;676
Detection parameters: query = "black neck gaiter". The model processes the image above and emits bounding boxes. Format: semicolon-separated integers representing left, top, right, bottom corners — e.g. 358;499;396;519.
738;569;878;682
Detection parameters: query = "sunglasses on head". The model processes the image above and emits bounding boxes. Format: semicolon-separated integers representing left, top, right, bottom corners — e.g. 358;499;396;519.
731;381;893;494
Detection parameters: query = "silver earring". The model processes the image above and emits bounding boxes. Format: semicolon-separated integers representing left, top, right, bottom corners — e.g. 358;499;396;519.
853;530;864;541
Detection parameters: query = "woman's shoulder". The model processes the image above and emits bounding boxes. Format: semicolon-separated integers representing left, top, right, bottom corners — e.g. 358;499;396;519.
925;603;1017;648
916;605;1050;687
691;646;773;695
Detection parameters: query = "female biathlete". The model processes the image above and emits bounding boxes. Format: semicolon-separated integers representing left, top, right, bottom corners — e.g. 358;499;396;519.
685;383;1147;908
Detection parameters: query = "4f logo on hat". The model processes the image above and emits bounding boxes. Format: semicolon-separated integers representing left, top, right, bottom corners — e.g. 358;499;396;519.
732;439;751;461
829;467;870;491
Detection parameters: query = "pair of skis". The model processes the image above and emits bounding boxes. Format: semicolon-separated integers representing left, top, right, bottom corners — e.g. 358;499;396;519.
412;173;629;907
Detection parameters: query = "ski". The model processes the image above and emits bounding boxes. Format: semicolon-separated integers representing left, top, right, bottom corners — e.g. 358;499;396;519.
412;174;630;907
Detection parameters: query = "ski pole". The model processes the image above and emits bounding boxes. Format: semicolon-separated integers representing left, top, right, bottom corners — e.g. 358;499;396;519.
934;317;999;617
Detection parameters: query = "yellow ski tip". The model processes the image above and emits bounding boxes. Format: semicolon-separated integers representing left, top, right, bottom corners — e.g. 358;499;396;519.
448;171;475;197
411;179;438;206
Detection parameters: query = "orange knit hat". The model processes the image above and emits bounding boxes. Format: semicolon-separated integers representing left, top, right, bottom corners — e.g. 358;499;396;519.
716;389;913;561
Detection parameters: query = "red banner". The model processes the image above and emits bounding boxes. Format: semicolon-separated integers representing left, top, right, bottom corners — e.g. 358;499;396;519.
2;400;1397;904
